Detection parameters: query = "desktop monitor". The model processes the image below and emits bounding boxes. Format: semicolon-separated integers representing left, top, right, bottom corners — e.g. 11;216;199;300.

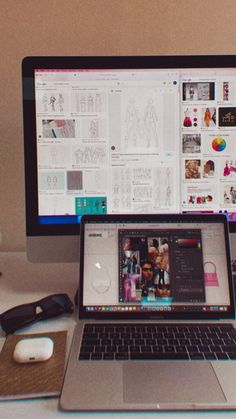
22;55;236;262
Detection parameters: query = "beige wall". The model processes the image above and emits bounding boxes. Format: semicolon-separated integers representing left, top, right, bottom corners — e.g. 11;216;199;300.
1;0;236;251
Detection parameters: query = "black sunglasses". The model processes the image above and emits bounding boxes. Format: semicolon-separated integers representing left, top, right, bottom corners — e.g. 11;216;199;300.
0;294;74;335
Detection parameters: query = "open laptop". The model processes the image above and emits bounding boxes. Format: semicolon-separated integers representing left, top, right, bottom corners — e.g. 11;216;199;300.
60;212;236;411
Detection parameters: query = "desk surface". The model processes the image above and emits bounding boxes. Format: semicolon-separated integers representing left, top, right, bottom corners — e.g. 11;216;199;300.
0;251;235;418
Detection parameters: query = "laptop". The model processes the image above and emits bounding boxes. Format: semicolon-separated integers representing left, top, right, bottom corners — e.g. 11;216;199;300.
60;212;236;411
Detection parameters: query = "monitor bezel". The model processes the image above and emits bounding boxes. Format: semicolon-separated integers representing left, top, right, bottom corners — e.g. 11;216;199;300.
22;55;236;237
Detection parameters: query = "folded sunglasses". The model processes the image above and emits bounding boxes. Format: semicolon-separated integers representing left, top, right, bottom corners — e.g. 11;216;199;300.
0;294;74;335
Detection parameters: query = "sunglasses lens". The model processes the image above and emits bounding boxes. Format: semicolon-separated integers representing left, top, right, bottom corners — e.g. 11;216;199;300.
51;294;73;311
1;305;35;333
40;294;73;317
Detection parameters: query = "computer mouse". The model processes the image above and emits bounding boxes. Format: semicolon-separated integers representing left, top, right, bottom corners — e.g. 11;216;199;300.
13;337;54;363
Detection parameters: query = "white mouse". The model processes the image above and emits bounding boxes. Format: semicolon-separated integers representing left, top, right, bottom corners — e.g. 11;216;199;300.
13;337;54;363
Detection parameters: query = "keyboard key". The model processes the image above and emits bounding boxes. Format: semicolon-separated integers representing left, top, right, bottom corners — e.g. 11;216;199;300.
174;345;185;352
204;352;216;360
115;352;129;360
79;353;90;360
141;345;151;352
153;345;164;352
130;352;189;360
186;345;198;352
180;339;189;345
103;352;114;360
198;345;210;352
118;346;128;352
189;352;204;360
224;345;236;352
130;345;140;352
164;346;175;352
209;345;222;352
215;353;229;360
106;345;117;352
91;353;102;360
201;339;212;345
81;345;94;353
83;338;100;345
94;345;105;352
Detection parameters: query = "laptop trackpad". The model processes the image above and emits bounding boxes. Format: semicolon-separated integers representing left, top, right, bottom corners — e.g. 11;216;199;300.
124;362;226;404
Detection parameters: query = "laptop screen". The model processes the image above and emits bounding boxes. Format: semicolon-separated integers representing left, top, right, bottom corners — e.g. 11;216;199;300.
79;214;235;319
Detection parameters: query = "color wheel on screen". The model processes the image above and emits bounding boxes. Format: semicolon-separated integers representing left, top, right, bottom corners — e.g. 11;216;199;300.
212;137;226;152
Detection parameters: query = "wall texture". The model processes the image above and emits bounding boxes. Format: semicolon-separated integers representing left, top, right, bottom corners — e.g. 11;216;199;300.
1;0;236;250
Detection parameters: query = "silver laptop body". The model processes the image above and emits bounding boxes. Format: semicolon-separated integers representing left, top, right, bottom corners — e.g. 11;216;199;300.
60;213;236;411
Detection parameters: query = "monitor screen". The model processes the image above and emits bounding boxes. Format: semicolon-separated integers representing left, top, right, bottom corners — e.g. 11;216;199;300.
22;56;236;261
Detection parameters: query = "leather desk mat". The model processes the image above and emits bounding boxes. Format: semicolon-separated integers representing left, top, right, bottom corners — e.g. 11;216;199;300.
0;330;67;400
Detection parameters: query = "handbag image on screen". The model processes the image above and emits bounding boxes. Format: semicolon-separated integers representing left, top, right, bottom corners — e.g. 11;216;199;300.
204;261;219;286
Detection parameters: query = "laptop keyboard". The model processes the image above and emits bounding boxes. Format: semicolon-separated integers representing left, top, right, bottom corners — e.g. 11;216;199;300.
79;323;236;361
